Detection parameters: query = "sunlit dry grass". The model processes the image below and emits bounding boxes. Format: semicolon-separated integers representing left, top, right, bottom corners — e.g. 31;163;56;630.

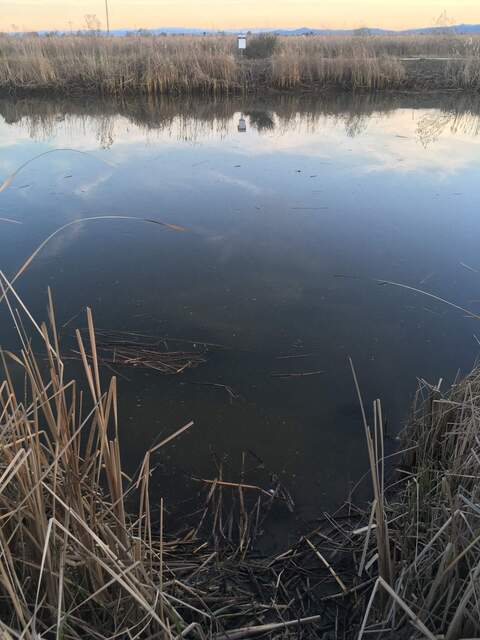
0;33;479;94
0;271;356;638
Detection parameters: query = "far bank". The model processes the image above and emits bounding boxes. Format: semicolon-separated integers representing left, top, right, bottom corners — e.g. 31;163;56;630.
1;33;479;96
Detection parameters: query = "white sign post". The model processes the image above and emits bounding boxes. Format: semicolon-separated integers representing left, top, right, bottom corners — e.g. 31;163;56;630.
238;34;247;53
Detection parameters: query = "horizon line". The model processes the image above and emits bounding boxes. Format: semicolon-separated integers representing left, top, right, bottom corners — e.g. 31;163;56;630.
7;21;480;34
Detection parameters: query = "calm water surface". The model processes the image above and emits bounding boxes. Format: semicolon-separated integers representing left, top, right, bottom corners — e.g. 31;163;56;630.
1;93;480;543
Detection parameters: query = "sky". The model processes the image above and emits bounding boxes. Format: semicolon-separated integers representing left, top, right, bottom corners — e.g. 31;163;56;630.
1;0;478;32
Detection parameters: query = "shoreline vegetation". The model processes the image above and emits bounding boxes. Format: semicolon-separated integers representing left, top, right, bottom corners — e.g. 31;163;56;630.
1;38;480;637
0;34;480;95
1;271;480;637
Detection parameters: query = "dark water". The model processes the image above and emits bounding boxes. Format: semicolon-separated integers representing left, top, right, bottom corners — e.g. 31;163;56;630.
1;92;480;544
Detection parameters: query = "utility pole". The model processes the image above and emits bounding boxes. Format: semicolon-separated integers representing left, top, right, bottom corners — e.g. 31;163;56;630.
105;0;110;34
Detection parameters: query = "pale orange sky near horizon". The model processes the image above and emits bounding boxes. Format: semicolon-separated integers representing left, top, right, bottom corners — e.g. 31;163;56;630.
1;0;478;32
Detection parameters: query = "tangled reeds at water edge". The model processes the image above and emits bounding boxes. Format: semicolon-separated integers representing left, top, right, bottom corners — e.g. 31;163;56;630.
1;33;480;95
360;371;480;638
1;268;480;637
0;280;365;639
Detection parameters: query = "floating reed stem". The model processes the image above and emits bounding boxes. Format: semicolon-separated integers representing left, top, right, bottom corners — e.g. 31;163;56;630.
73;329;213;375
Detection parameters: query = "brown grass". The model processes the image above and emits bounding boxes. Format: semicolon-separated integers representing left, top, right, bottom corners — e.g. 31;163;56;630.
0;262;361;638
347;363;480;638
1;219;480;637
0;280;190;638
1;33;480;95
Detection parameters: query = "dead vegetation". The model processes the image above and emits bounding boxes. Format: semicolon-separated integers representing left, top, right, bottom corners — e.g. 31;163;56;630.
0;274;363;639
1;214;480;636
339;362;480;638
76;329;216;375
0;33;479;95
1;268;480;638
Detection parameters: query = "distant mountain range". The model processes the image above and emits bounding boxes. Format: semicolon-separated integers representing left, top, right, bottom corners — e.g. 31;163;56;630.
104;24;480;37
23;23;480;37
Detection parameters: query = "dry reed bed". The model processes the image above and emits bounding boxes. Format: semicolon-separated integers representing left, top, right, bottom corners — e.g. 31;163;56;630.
346;362;480;638
1;264;480;636
0;276;360;639
1;34;480;95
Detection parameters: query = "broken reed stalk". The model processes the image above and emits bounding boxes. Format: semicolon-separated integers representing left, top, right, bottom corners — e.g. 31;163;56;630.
0;277;195;638
75;329;211;375
0;278;353;638
349;359;392;588
353;370;480;638
2;267;480;636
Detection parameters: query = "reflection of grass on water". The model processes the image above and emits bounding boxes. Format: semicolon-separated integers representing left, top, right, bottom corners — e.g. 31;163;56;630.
1;218;480;637
417;107;480;147
2;92;480;151
1;33;480;95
